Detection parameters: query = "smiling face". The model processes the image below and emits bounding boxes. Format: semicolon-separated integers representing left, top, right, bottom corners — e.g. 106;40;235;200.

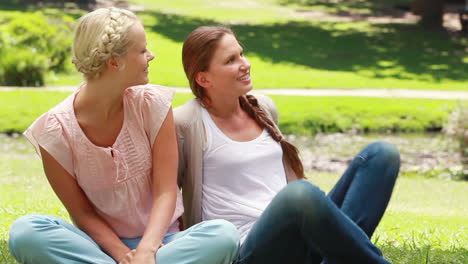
117;22;155;87
199;33;252;100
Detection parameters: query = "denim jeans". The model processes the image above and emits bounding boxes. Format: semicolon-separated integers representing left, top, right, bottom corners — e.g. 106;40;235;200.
236;141;400;264
9;215;239;264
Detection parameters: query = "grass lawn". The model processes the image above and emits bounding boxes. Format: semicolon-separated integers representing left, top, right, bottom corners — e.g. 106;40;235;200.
1;0;467;90
0;89;457;135
0;135;467;263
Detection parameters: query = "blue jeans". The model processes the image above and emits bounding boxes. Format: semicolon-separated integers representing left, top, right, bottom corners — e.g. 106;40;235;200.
236;141;400;264
9;215;239;264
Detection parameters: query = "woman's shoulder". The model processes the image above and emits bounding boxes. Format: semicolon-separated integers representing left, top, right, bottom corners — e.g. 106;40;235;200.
250;93;278;124
28;92;76;134
174;98;202;128
251;93;275;108
24;95;76;175
125;84;174;102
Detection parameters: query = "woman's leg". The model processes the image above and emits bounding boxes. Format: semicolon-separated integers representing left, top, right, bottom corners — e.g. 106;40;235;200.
327;141;400;237
237;181;390;264
148;219;238;264
8;214;115;264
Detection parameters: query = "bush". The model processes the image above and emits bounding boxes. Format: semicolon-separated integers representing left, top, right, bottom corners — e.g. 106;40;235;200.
1;48;48;86
0;11;73;86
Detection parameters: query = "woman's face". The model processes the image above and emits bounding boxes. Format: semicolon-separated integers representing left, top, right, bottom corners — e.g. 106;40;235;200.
118;23;155;87
202;33;252;99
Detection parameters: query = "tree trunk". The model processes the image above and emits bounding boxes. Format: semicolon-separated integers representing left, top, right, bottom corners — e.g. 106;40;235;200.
74;0;96;10
411;0;423;14
420;0;444;29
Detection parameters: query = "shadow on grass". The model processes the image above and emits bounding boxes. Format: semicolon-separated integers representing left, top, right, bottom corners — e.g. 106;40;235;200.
147;11;467;83
284;0;413;17
0;2;84;20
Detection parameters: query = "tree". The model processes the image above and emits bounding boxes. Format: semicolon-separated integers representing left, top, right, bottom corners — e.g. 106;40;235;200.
73;0;96;9
412;0;444;29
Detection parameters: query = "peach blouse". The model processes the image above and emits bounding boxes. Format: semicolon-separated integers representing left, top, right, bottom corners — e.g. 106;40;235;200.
24;84;184;238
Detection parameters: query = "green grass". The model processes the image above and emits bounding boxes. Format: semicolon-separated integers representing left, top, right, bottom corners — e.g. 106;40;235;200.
0;90;192;134
1;0;467;90
270;95;457;134
276;0;413;15
128;0;468;90
0;90;457;135
313;172;468;264
0;136;467;263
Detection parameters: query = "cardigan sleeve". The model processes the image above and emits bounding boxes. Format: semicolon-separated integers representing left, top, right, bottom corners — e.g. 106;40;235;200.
254;93;279;125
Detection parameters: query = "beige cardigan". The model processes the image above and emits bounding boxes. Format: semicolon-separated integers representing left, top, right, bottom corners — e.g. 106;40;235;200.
174;94;298;228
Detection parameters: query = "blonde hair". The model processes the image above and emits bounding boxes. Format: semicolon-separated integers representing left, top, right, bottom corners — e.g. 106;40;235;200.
72;7;139;79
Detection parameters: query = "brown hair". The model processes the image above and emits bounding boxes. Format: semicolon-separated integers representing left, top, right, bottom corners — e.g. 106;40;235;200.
182;26;304;179
182;26;234;100
239;95;304;179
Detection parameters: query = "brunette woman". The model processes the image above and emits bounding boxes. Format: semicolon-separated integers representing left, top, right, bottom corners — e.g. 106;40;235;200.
175;26;400;264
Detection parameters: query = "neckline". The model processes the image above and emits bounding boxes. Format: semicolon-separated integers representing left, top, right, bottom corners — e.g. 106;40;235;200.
71;84;127;149
202;107;266;144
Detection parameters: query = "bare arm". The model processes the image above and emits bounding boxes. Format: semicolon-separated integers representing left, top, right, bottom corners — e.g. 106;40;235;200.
39;146;131;262
133;108;178;262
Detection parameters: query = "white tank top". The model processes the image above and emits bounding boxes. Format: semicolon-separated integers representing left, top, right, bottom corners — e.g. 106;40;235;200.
201;108;287;243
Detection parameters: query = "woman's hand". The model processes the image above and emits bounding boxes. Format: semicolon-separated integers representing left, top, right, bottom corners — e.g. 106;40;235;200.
130;249;156;264
118;249;136;264
126;243;163;264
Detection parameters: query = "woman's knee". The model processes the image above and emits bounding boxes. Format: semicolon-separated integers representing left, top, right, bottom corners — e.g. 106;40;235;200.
280;181;329;218
367;141;400;166
200;219;239;253
9;215;51;257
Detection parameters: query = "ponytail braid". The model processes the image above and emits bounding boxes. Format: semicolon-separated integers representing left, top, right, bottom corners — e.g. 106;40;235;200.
239;95;305;179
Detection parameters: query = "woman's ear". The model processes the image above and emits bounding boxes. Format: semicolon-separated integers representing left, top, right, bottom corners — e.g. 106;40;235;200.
106;56;122;71
195;72;211;89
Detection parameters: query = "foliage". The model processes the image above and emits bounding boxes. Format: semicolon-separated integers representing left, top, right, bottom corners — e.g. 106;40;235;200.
1;47;49;87
0;11;74;86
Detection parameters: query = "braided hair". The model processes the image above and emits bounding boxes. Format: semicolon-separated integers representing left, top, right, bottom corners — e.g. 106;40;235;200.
72;7;138;79
239;95;304;178
182;26;305;179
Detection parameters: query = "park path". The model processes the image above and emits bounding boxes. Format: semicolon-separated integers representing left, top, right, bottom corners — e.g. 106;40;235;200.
1;86;468;100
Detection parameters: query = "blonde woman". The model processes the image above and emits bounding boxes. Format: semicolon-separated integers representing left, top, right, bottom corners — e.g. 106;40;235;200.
8;9;239;264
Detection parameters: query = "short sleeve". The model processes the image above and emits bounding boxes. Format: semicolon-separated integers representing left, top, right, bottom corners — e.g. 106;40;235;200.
141;85;175;146
24;113;75;177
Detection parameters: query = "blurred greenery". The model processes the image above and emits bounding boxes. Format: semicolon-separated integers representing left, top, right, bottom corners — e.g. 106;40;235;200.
445;101;468;180
270;95;456;134
0;0;467;89
0;90;457;135
0;10;75;86
276;0;413;11
150;12;468;89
